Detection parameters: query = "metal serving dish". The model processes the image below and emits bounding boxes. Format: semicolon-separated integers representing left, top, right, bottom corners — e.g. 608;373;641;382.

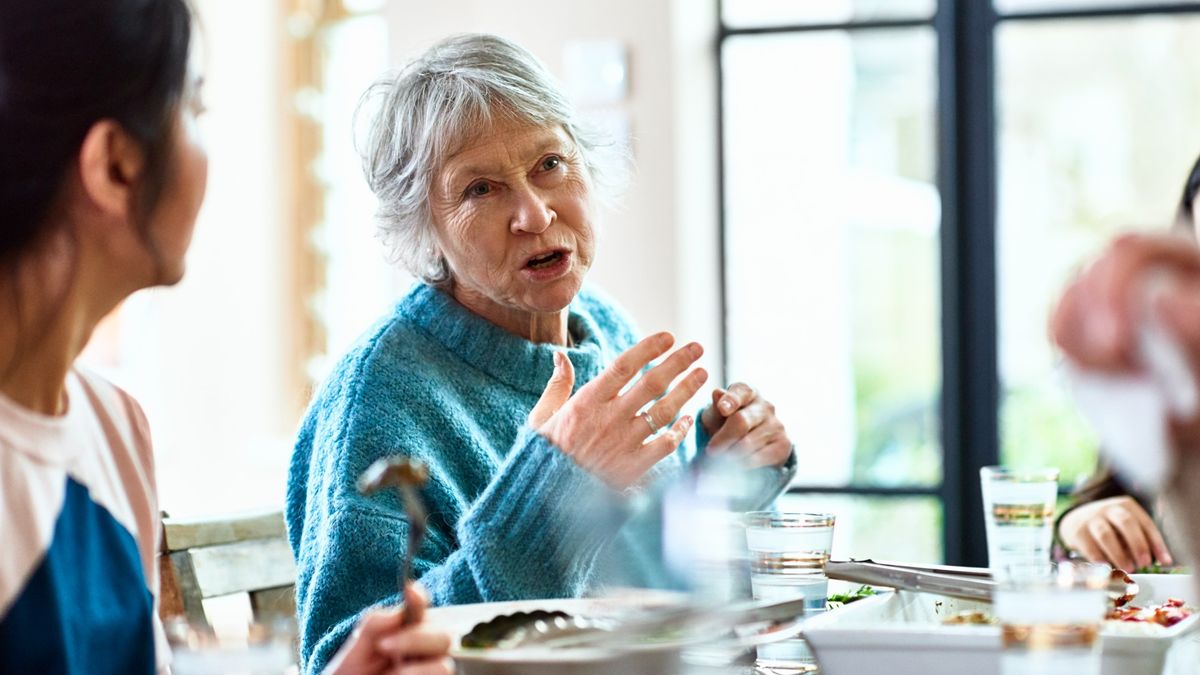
426;591;807;675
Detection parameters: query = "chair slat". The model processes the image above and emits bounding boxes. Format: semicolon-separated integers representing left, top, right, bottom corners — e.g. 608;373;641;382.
249;586;297;623
187;537;296;599
163;510;287;551
158;510;297;631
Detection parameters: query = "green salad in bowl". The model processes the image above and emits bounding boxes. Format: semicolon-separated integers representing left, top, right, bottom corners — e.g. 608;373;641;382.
826;585;879;608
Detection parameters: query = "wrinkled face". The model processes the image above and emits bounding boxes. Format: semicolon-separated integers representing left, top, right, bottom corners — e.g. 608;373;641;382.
429;118;595;319
145;72;208;285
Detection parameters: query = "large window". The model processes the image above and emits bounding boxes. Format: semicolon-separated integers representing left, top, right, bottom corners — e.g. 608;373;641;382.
719;0;1200;564
995;14;1200;481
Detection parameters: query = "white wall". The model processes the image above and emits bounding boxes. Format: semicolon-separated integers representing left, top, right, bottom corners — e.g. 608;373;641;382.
82;0;293;518
383;0;723;378
151;0;292;516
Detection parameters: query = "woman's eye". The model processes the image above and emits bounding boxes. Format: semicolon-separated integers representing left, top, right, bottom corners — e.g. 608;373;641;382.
541;156;561;171
467;182;491;197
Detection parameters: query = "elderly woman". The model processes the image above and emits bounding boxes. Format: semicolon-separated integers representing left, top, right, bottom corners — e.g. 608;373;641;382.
286;33;797;673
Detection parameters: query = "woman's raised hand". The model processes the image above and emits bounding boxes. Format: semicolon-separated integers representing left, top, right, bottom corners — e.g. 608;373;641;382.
1051;232;1200;447
1052;233;1200;373
529;332;708;489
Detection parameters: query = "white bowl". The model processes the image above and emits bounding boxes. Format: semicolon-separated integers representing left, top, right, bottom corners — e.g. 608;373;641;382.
1130;574;1197;606
803;588;1200;675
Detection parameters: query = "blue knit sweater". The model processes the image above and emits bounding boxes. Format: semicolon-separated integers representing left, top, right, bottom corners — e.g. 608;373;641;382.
286;283;788;673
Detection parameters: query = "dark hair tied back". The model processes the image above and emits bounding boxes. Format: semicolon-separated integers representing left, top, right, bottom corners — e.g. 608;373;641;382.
0;0;192;261
1179;153;1200;231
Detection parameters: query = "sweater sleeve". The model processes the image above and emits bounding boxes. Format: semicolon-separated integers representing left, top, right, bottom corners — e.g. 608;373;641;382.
296;426;631;674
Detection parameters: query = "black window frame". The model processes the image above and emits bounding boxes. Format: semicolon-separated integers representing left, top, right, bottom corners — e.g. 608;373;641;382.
716;0;1200;566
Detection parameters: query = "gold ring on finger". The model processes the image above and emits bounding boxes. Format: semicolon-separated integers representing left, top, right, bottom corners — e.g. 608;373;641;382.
640;411;659;435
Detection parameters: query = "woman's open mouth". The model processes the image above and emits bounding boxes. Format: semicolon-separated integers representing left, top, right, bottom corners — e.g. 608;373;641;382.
521;249;571;281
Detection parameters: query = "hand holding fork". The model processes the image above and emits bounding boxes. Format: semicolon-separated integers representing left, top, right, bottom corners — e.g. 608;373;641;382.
357;456;430;626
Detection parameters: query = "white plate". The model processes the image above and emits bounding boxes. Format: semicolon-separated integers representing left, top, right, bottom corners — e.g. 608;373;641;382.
429;592;691;675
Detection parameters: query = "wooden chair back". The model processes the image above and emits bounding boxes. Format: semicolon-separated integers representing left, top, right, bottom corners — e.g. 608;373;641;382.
158;509;297;631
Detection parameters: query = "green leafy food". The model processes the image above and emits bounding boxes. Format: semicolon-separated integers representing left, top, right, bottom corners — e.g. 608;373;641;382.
460;610;571;649
827;585;878;607
1134;562;1191;575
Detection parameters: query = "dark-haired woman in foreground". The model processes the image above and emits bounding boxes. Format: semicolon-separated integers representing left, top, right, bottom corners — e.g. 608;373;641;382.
0;1;450;673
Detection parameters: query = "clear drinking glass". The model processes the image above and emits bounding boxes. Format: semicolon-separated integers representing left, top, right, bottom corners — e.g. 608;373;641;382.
744;512;836;674
980;466;1058;573
166;617;297;675
994;562;1111;675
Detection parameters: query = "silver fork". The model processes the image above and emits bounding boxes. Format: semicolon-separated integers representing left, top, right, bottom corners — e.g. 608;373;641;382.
357;456;429;626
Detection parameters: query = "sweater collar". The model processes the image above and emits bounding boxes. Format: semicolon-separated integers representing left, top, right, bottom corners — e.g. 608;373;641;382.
401;283;614;395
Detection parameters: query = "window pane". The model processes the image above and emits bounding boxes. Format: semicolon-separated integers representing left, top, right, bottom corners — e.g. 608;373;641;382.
778;493;943;563
997;17;1200;486
996;0;1198;14
722;0;933;28
722;30;941;488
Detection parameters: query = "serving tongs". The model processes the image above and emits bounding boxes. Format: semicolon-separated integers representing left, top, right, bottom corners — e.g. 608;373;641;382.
826;559;996;602
826;559;1140;607
510;595;810;651
357;456;430;626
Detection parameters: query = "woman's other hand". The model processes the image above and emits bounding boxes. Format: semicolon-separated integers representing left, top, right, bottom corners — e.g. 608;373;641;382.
700;384;792;469
324;583;454;675
529;332;708;489
1058;496;1173;572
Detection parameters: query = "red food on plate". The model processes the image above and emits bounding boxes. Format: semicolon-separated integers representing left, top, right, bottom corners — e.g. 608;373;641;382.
1106;599;1193;627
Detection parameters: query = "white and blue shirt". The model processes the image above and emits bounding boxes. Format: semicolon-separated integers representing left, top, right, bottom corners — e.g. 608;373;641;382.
0;369;169;674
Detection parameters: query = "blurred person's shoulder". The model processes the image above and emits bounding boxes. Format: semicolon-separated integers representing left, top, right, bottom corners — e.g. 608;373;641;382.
71;367;152;453
68;367;158;514
0;366;158;485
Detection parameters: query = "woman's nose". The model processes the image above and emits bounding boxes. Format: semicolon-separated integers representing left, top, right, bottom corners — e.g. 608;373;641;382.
509;185;554;234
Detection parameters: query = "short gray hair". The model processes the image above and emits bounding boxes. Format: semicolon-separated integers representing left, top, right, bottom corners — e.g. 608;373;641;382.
357;33;619;285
